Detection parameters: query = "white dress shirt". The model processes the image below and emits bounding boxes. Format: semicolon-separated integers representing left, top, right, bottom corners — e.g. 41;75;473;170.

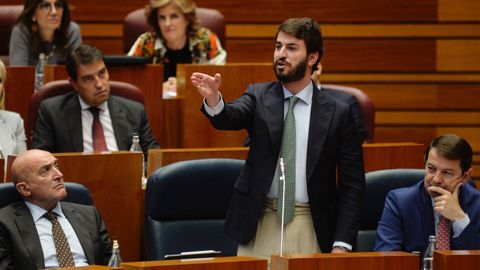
78;97;119;152
25;201;88;268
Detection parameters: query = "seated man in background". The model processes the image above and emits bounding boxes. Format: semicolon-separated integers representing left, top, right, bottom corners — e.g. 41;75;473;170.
32;44;159;156
375;134;480;252
0;149;112;269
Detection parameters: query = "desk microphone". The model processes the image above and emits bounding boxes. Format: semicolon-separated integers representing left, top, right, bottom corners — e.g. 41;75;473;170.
279;157;286;256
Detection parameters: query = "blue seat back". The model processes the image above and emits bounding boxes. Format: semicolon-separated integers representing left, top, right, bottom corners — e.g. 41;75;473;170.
354;168;424;251
145;158;244;260
0;182;93;208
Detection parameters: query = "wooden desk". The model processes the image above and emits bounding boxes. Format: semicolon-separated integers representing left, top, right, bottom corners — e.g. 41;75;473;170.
146;143;424;177
4;67;35;142
49;266;118;270
121;256;267;270
146;147;249;177
53;151;144;262
175;63;275;148
434;250;480;270
271;252;419;270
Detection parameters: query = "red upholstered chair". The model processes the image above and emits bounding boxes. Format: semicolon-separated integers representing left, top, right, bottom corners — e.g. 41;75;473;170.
123;7;225;53
29;79;145;138
0;5;23;65
322;84;376;143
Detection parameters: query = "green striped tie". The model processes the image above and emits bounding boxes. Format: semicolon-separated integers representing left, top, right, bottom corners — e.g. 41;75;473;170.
278;96;299;224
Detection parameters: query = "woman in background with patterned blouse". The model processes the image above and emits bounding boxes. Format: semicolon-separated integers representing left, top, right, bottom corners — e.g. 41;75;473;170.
128;0;226;93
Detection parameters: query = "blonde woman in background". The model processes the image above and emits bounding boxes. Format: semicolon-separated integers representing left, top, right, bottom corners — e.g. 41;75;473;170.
0;60;27;168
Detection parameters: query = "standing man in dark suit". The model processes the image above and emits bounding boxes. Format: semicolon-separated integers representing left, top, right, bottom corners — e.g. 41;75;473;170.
191;18;365;258
0;149;112;269
375;134;480;252
32;44;159;157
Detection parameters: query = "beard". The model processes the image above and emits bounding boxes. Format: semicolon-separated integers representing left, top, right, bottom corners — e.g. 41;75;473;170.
273;57;308;83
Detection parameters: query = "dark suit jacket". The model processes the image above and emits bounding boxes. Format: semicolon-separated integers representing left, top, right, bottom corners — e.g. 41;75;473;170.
31;92;159;157
374;181;480;253
0;201;112;269
202;81;365;252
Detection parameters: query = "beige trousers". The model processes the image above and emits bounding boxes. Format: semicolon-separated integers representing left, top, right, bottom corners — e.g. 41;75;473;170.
237;198;320;261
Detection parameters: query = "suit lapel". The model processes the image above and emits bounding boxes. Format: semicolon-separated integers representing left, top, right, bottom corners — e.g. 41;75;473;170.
264;82;286;154
13;203;45;268
306;87;334;181
108;97;130;150
64;95;84;151
62;203;95;264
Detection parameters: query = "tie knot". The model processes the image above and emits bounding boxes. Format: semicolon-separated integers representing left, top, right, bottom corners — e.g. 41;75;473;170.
44;211;57;222
88;106;100;116
288;96;300;110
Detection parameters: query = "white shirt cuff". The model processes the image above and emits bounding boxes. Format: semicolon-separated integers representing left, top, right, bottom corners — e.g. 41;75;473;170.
452;214;470;238
203;92;224;116
333;241;352;251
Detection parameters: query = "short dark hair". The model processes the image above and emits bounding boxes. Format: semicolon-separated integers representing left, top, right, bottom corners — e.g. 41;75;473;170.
425;134;473;174
276;17;324;72
66;44;104;81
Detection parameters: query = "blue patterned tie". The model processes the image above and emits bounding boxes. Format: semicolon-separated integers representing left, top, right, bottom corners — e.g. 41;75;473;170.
278;96;299;224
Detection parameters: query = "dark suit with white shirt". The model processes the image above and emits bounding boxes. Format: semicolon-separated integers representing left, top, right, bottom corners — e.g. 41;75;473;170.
202;81;365;252
0;201;111;269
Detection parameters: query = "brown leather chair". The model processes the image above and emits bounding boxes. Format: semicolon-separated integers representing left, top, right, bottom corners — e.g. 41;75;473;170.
29;79;145;138
322;84;376;143
123;7;225;53
0;5;23;65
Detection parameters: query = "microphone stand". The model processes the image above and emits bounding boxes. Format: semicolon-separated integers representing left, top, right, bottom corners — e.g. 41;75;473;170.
279;158;286;256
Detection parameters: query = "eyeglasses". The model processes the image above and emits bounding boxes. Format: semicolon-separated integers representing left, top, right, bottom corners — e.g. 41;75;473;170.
37;1;64;13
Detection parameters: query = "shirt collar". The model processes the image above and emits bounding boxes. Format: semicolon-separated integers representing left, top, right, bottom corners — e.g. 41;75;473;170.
25;201;65;222
78;96;108;112
282;80;313;105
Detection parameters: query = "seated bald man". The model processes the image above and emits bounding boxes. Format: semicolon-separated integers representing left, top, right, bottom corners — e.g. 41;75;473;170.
0;149;112;269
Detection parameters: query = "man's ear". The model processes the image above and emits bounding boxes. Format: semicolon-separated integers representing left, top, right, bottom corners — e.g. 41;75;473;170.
68;77;79;92
461;168;473;184
308;52;319;67
16;182;31;197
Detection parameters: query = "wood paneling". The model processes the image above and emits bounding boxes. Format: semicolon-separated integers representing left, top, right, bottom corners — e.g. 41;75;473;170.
375;127;480;150
176;63;275;148
121;256;267;270
4;0;437;23
82;39;123;55
437;40;480;71
194;0;437;23
438;0;480;21
323;40;436;72
376;112;480;126
227;24;480;38
343;84;480;110
434;250;480;270
271;252;419;270
227;40;437;72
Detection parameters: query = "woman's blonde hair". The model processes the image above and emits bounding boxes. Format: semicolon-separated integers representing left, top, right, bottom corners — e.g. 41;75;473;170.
0;59;6;109
145;0;199;40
